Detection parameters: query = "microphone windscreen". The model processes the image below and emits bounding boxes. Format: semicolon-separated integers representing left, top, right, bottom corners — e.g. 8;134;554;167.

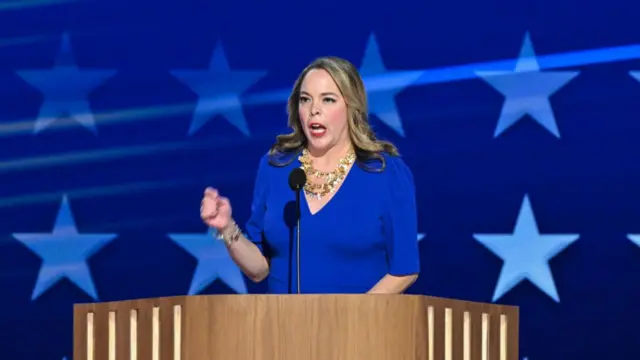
288;168;306;191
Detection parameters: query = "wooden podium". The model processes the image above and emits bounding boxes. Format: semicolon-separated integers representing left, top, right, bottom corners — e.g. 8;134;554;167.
73;294;519;360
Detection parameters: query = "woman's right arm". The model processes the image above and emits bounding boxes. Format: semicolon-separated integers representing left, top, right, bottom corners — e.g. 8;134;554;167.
219;153;271;282
219;222;270;282
202;154;272;282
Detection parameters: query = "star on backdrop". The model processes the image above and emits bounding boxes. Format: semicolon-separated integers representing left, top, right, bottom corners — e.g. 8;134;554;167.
627;234;640;247
629;71;640;84
16;32;117;135
473;195;580;303
475;32;580;138
12;195;118;301
418;233;425;242
170;42;268;136
168;228;247;295
359;33;423;137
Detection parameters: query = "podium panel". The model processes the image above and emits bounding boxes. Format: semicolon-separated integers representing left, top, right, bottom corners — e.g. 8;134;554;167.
73;294;519;360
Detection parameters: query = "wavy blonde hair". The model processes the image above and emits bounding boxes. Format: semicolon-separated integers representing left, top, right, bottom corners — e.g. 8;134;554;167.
268;56;399;171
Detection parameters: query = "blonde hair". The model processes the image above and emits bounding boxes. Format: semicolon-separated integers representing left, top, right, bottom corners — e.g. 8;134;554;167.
268;56;399;171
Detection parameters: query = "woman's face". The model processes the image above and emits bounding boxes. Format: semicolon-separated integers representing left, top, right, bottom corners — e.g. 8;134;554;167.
298;69;350;155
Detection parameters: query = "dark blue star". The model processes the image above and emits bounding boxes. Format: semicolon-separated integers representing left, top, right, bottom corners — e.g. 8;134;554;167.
360;33;423;137
16;33;116;134
476;32;579;138
170;43;267;136
12;195;117;300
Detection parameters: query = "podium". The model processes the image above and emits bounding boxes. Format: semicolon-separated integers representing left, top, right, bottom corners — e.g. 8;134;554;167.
73;294;519;360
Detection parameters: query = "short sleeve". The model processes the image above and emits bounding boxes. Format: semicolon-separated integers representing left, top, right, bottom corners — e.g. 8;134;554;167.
244;153;270;254
382;155;420;276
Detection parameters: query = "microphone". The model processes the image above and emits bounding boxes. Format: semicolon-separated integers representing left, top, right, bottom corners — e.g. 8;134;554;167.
288;168;306;294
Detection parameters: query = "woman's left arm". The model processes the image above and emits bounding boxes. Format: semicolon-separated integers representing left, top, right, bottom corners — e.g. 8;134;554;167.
368;273;418;294
369;155;421;294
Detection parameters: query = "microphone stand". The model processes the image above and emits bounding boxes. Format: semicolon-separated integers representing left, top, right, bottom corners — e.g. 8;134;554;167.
295;187;301;294
288;167;306;295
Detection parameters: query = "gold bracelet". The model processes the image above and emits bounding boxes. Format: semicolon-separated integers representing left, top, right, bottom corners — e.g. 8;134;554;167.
215;221;241;245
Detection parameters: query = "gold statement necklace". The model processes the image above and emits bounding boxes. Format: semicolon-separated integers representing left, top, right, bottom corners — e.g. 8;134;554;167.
298;148;356;200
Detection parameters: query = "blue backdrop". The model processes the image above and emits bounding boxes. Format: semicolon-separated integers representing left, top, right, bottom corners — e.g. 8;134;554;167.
0;0;638;359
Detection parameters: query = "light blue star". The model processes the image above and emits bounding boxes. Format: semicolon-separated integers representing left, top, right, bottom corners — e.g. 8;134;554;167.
417;233;425;242
473;195;579;302
360;33;423;137
170;43;267;136
16;32;116;134
13;195;117;300
630;71;640;84
627;233;640;247
476;32;580;138
168;228;247;295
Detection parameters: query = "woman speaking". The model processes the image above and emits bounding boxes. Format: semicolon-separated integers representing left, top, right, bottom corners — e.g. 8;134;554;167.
200;56;420;294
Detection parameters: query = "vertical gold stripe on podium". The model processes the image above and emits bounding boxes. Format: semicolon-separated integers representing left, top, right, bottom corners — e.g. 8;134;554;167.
108;311;116;360
152;306;160;360
427;306;434;360
87;312;94;360
463;311;470;360
130;310;138;360
499;314;507;360
174;305;181;360
444;308;452;360
481;313;489;360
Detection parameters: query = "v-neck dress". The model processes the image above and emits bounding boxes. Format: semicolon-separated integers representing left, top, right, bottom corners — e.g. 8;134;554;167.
244;150;420;294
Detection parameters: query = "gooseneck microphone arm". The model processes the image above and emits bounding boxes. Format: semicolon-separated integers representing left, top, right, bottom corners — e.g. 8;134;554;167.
288;168;306;295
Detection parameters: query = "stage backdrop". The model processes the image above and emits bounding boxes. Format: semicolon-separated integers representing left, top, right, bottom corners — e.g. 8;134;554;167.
0;0;638;359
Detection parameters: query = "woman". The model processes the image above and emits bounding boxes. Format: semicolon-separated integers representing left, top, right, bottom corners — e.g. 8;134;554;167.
200;56;420;294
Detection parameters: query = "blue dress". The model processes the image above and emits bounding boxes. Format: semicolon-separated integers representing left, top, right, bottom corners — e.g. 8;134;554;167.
244;150;420;294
